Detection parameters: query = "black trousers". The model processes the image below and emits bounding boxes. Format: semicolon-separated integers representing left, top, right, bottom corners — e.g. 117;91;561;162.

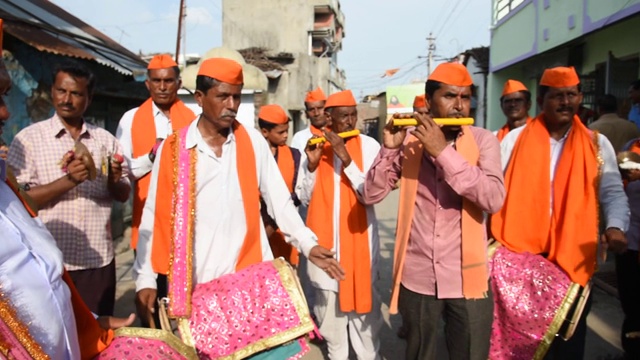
398;283;493;360
616;250;640;359
68;259;116;316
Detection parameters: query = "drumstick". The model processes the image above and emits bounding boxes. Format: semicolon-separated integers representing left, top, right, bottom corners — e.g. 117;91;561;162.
392;118;474;127
308;129;361;146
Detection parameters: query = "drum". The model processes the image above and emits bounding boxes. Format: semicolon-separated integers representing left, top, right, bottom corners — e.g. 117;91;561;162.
95;327;198;360
160;258;315;360
487;241;589;360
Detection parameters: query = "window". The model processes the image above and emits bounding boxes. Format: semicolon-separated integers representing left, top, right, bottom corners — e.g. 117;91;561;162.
493;0;525;23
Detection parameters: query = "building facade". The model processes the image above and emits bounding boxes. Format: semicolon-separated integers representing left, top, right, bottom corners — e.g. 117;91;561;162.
487;0;640;130
222;0;346;131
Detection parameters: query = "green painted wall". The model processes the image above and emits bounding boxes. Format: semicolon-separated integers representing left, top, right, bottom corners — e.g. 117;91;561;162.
490;2;537;69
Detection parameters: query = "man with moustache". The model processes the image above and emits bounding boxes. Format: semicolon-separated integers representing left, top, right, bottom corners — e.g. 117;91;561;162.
116;54;195;252
133;58;345;348
492;66;629;358
7;61;130;316
297;90;382;359
291;86;328;151
363;63;505;360
494;79;532;141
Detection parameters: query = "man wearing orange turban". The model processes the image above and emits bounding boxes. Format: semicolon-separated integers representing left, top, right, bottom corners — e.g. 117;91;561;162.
412;94;428;116
491;66;629;358
115;54;196;327
298;89;383;359
495;79;532;141
257;104;302;266
363;62;505;360
134;58;345;355
116;54;196;248
291;86;328;151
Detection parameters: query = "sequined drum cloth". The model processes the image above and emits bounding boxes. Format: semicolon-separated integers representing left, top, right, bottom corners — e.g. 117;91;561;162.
488;245;575;360
96;328;198;360
185;259;314;359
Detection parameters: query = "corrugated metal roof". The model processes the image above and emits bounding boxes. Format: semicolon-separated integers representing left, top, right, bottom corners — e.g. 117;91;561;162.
0;0;147;77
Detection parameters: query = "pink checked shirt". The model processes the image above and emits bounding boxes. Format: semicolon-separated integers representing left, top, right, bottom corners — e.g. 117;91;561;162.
7;114;130;271
363;127;504;299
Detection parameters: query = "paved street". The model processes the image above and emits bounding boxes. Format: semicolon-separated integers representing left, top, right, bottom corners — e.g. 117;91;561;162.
113;189;626;359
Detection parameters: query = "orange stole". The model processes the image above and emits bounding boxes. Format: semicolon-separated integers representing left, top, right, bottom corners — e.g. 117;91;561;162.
306;136;372;314
130;99;195;249
496;124;510;142
310;124;324;136
389;127;486;313
268;146;299;265
151;122;263;275
491;115;600;286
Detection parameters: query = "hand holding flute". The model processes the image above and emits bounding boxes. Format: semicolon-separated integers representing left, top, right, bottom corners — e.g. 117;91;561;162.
306;130;358;171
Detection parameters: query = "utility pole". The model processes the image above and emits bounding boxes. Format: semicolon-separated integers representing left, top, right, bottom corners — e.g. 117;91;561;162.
175;0;186;64
426;32;436;77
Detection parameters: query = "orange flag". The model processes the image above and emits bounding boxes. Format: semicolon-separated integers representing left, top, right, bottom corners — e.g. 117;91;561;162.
381;68;400;78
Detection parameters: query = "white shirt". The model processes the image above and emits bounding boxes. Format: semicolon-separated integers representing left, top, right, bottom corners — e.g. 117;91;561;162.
296;134;381;292
0;180;80;360
290;127;315;152
116;102;177;180
133;118;318;291
501;125;629;232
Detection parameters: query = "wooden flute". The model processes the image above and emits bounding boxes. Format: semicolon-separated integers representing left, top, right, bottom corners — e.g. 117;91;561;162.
392;118;474;126
307;129;361;146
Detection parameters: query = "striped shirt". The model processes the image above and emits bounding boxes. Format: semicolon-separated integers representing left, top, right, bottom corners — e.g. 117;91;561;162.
7;114;130;270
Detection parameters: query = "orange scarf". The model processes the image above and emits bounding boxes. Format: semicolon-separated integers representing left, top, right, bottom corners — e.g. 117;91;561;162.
491;115;600;286
389;127;486;314
130;98;195;249
307;136;371;314
268;146;299;265
496;117;532;142
496;124;510;142
310;124;324;136
151;122;262;275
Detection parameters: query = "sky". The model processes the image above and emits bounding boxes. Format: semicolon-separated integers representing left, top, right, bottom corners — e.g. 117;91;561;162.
50;0;492;98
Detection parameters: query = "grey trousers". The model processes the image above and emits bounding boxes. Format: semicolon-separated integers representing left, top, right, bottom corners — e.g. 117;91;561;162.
398;283;493;360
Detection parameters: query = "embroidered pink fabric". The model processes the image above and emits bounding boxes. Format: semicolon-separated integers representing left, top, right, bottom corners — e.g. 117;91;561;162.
96;336;191;360
168;127;192;317
0;317;33;359
489;246;572;360
186;261;311;359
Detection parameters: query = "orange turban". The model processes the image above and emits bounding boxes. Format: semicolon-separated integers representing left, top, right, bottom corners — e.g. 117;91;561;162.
428;62;473;87
258;104;289;125
325;90;357;108
305;87;327;103
413;94;426;108
198;58;243;85
502;79;528;96
539;66;580;87
147;54;178;70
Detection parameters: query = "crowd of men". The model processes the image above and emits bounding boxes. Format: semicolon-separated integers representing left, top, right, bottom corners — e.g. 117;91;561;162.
2;15;640;360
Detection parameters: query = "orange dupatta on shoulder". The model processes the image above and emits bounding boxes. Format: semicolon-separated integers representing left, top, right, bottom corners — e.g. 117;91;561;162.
388;126;486;314
130;99;196;249
306;136;372;314
150;121;262;276
490;115;600;286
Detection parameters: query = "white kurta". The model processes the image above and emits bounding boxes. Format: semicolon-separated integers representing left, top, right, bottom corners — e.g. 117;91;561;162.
0;180;80;360
290;127;314;152
296;134;382;292
116;102;185;180
133;119;318;291
500;125;629;232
